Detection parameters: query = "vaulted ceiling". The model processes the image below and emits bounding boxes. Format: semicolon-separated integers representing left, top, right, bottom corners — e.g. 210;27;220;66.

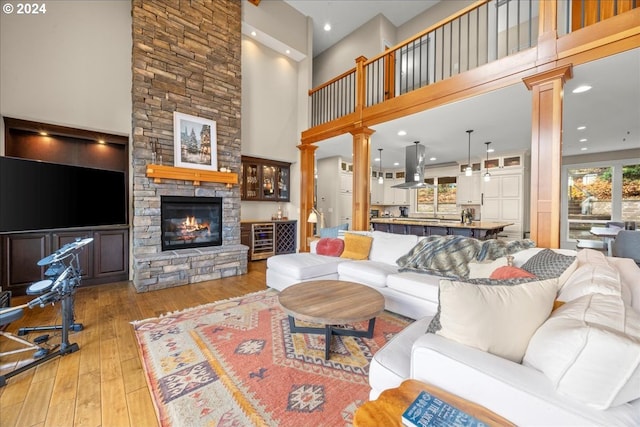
283;1;639;168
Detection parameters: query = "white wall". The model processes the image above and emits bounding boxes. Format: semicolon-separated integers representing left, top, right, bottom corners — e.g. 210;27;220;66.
241;39;300;162
0;1;132;142
240;0;311;223
243;0;308;54
397;0;475;42
312;14;396;87
241;38;303;221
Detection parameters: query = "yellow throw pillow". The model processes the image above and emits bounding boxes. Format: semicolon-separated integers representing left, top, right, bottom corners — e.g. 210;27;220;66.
340;233;373;260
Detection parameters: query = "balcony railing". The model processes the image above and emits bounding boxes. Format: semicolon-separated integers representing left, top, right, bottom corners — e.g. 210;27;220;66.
308;0;637;129
309;68;356;127
558;0;638;35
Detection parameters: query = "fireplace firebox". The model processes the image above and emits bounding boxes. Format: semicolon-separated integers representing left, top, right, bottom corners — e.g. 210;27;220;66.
161;196;222;251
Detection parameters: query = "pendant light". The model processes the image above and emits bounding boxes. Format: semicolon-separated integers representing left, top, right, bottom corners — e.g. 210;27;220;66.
484;141;492;182
465;130;473;176
377;148;384;184
413;141;420;182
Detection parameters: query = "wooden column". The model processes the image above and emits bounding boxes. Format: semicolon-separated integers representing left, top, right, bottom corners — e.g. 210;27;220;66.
523;65;572;249
298;142;318;252
536;0;558;63
354;56;367;114
350;127;375;231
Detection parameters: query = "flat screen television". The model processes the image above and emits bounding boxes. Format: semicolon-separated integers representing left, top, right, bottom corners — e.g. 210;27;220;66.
0;156;127;232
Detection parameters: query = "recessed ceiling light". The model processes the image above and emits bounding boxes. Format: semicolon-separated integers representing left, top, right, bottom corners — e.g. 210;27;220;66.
579;138;587;142
375;157;381;162
577;126;586;130
251;31;257;37
429;157;437;161
393;162;400;166
285;49;290;54
487;148;495;153
98;139;106;144
323;23;331;32
581;147;588;151
39;131;48;136
572;85;592;94
397;130;407;136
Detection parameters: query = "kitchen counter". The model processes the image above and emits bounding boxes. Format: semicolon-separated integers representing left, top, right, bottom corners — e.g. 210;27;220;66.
370;218;515;240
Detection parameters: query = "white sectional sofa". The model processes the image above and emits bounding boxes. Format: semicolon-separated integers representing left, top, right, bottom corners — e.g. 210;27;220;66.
267;231;640;426
371;250;640;426
266;231;440;319
267;230;532;319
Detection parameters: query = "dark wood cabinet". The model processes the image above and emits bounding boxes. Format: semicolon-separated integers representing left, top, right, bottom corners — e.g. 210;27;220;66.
1;227;129;295
241;156;290;201
1;118;130;295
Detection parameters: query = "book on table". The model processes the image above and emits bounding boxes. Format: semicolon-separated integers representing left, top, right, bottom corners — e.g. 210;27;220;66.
401;390;487;427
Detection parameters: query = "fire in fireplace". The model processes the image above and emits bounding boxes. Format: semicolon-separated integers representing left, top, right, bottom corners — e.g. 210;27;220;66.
161;196;222;251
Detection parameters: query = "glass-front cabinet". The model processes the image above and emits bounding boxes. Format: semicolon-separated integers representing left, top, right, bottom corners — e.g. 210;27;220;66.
483;154;522;170
241;156;291;201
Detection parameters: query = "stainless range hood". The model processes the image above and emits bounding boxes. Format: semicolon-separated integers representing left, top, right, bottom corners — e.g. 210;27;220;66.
392;142;434;189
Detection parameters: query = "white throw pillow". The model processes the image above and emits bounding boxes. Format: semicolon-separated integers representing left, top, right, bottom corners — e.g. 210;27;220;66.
523;293;640;409
524;294;640;409
436;278;559;363
558;261;621;302
369;231;418;265
467;257;508;278
576;247;609;265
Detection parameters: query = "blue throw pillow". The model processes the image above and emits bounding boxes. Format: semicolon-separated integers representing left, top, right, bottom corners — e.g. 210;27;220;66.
319;223;349;238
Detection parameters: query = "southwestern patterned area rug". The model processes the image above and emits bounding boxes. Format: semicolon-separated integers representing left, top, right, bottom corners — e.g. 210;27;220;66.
132;289;412;427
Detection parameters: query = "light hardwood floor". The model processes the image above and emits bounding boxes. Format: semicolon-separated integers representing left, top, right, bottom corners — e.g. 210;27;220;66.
0;260;267;427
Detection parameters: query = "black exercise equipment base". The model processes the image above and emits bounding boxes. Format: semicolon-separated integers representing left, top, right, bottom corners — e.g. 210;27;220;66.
17;323;83;336
0;342;79;387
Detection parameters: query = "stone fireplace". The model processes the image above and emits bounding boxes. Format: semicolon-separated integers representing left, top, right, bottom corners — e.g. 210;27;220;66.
130;0;247;292
161;196;223;251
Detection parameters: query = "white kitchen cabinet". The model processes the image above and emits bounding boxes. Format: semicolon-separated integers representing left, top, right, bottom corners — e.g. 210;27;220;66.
393;171;410;205
483;154;523;170
370;175;385;205
456;172;482;205
382;171;396;205
481;173;524;240
340;171;352;193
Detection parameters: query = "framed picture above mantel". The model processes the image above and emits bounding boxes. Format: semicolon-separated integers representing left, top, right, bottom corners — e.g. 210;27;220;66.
173;112;217;171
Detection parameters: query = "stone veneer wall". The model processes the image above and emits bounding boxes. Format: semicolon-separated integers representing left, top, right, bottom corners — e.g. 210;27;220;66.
131;0;246;292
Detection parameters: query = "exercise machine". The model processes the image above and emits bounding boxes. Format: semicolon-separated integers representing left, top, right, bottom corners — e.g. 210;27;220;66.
0;238;92;387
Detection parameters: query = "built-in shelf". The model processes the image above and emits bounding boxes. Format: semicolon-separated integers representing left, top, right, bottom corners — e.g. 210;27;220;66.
145;164;238;187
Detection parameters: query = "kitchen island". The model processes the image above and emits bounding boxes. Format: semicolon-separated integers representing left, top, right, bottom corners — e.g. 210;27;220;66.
370;218;515;240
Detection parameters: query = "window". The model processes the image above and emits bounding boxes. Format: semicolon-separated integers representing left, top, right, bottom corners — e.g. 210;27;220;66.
417;177;457;214
416;178;435;214
562;161;640;248
622;164;640;221
566;166;612;241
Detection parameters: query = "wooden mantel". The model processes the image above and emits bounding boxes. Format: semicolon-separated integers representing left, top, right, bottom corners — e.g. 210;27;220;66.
145;164;238;187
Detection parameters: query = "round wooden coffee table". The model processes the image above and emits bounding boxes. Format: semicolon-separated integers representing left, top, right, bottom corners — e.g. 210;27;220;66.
278;280;385;359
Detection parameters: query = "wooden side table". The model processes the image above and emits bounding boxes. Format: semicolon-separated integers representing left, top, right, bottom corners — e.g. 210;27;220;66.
353;379;514;427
